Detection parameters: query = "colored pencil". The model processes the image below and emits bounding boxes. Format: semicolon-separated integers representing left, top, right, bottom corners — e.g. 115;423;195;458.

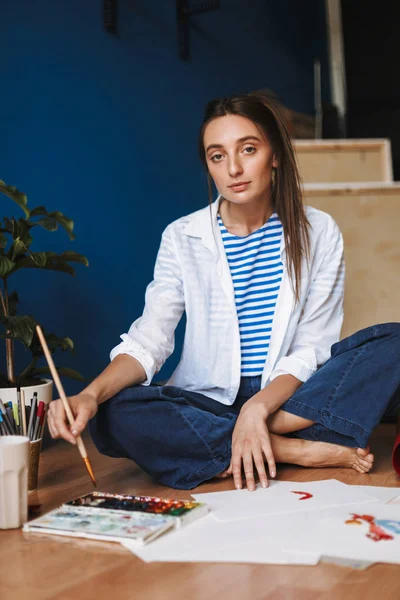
27;395;37;440
0;419;7;435
20;389;27;437
6;406;15;433
32;402;44;441
0;399;15;434
12;402;20;434
35;325;96;487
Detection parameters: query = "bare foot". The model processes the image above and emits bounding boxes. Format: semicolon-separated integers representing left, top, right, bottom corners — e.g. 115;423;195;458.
270;434;374;474
303;442;374;473
213;437;374;482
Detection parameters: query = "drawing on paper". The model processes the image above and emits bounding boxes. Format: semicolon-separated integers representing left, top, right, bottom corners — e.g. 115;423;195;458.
291;491;313;501
345;513;400;542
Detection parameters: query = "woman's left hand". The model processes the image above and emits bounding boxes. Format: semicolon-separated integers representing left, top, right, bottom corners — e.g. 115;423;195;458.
228;395;276;491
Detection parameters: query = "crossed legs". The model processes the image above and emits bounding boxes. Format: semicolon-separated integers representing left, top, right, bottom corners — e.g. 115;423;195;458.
217;410;374;481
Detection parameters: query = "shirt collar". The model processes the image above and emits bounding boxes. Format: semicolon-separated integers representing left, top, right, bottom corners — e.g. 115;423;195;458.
182;195;286;260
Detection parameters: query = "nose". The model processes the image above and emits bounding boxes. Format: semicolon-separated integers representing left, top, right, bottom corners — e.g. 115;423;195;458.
227;154;243;178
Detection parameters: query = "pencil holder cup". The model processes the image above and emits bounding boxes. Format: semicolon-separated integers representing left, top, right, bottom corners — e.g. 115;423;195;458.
28;438;42;491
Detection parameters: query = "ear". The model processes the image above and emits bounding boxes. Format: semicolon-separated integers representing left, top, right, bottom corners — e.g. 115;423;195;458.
272;155;278;168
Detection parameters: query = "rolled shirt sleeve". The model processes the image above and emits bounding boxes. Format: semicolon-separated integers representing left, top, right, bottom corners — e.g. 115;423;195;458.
269;217;345;383
110;224;185;385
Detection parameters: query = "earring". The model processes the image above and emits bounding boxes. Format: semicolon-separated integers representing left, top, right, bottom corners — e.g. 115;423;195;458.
271;167;276;187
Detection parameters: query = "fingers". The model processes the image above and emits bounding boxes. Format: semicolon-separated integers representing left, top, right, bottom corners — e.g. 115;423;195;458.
232;453;243;491
232;446;263;491
253;449;268;489
70;406;92;437
231;444;276;491
47;416;58;440
243;448;256;491
48;400;76;445
262;441;276;479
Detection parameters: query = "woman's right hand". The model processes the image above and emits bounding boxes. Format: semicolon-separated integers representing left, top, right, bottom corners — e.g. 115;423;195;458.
47;391;99;445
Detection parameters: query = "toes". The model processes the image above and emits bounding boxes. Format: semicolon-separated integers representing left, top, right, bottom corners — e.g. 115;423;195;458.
357;447;374;464
353;464;364;473
351;459;371;474
358;458;373;469
354;459;373;473
357;446;370;458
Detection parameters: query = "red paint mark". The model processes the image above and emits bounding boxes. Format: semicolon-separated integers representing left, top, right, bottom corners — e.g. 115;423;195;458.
346;514;394;542
291;491;313;501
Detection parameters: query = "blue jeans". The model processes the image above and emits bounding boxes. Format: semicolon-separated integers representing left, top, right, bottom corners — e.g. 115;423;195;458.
90;323;400;489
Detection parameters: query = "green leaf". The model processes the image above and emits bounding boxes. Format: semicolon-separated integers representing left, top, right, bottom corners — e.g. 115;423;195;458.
29;207;76;241
11;255;40;271
51;211;75;238
32;217;58;232
29;252;47;267
46;251;89;267
33;366;84;381
0;256;15;277
11;251;86;276
0;233;7;249
36;262;76;276
43;333;74;352
4;218;32;247
0;315;36;347
29;206;47;217
15;220;32;245
0;180;30;219
11;238;27;261
29;331;75;357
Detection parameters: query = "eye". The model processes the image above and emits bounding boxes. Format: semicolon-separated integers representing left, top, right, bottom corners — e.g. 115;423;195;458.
210;153;224;162
243;146;256;154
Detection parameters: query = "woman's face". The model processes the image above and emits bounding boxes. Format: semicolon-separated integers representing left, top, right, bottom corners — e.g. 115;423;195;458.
203;114;277;206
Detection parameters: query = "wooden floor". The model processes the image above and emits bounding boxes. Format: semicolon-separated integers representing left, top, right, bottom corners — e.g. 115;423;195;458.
1;425;400;600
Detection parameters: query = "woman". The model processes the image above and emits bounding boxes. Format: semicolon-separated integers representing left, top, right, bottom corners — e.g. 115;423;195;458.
48;92;400;491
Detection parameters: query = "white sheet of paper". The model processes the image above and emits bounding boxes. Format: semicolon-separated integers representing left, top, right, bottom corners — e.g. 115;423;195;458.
121;513;320;565
192;479;379;522
348;485;400;504
310;503;400;565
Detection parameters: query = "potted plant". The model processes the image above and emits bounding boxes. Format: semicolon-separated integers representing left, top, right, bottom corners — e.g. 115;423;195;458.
0;180;88;428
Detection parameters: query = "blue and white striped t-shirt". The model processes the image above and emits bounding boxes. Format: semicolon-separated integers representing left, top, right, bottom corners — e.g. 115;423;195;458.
217;213;284;376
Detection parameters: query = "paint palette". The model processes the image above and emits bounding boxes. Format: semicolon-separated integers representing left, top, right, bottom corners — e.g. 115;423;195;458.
24;491;209;545
66;491;201;518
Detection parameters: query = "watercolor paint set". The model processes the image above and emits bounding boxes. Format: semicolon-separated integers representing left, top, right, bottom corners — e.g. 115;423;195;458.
23;491;209;545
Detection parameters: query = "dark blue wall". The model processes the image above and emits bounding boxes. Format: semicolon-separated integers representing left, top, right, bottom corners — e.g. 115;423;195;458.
1;0;329;393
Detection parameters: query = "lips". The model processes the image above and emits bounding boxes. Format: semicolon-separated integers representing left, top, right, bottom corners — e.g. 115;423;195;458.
229;182;250;192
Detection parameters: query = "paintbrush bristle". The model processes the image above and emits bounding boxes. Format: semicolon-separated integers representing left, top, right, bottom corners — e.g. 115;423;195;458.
83;457;97;488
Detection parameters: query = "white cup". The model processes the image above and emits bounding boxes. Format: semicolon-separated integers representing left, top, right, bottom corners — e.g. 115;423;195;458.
0;436;29;529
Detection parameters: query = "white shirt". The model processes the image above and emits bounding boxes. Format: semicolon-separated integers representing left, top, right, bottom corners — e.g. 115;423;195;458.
110;197;345;405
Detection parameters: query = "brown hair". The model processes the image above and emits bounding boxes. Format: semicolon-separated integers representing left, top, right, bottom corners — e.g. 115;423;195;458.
198;91;310;302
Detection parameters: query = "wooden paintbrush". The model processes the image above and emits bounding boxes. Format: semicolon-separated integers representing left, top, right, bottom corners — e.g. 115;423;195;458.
35;325;97;487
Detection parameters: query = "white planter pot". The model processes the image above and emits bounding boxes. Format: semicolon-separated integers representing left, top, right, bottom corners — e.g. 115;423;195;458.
0;379;53;408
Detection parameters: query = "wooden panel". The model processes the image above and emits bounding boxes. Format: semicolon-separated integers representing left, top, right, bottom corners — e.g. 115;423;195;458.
304;187;400;338
294;139;393;183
